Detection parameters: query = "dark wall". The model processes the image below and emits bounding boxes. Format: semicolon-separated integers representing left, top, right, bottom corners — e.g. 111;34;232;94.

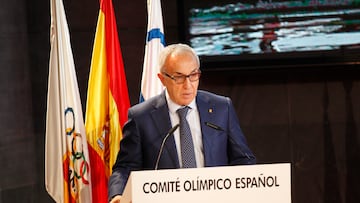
201;68;360;202
0;0;43;201
0;0;359;202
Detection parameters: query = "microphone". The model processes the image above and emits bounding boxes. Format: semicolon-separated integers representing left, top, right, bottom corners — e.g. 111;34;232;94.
205;122;224;131
205;122;254;162
154;124;180;170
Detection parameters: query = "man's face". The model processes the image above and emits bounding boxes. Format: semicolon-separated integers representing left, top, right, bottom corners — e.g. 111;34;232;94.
158;52;200;106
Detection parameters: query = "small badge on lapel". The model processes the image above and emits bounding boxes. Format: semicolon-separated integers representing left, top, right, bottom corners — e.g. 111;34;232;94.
208;108;213;113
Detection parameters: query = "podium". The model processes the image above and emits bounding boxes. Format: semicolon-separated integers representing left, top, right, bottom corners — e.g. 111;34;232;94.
122;163;291;203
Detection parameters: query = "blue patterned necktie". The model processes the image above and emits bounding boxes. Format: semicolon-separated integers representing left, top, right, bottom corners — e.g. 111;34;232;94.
177;106;196;168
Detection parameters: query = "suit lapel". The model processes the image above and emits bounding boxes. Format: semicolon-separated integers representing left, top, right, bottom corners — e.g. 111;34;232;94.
150;92;180;168
196;91;218;166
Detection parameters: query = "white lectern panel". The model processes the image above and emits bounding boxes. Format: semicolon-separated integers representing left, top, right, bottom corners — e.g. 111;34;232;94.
122;163;291;203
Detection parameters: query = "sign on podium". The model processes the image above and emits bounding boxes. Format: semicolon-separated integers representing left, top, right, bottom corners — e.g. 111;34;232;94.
122;163;291;203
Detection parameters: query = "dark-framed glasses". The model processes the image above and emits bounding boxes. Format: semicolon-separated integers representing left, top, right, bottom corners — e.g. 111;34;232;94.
162;70;201;84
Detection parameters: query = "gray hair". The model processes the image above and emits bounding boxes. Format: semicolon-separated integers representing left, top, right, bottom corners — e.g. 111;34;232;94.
158;43;200;72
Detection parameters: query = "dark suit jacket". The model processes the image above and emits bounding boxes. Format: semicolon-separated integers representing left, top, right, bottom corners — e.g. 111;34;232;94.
108;90;256;200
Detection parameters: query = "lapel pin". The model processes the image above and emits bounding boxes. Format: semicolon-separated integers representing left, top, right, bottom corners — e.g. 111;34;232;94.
208;108;213;113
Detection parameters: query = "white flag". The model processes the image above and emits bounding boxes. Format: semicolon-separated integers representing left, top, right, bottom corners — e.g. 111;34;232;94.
140;0;165;102
45;0;92;202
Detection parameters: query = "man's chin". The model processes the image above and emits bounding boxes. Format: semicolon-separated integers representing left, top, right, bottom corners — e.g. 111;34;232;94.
179;98;193;106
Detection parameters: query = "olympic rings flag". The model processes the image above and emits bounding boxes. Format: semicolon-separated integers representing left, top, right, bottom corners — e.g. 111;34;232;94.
45;0;92;202
85;0;130;202
139;0;165;102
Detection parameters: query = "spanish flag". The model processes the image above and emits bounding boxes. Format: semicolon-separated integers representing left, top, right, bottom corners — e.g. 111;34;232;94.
46;0;92;202
85;0;130;202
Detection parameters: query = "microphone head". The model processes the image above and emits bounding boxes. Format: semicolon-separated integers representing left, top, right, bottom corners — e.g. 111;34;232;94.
168;124;180;135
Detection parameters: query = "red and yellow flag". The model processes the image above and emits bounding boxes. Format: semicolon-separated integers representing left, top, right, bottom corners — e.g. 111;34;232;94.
85;0;130;202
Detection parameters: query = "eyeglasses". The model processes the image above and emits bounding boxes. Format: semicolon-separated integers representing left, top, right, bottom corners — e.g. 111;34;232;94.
162;70;201;84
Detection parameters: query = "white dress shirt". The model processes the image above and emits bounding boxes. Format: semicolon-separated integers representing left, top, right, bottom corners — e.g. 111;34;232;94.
165;90;204;168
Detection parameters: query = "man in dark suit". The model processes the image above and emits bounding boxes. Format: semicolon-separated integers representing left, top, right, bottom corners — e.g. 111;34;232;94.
108;43;256;203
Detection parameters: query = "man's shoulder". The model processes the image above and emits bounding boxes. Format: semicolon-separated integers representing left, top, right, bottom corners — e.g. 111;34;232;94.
197;90;230;103
129;94;164;116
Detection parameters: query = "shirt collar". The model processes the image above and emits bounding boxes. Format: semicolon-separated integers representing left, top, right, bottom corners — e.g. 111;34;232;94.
165;89;197;114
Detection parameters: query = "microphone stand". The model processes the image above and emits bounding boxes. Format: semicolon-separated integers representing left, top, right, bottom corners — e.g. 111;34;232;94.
154;124;179;170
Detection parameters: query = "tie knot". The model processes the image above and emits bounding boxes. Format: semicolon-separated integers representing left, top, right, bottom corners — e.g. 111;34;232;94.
177;106;190;119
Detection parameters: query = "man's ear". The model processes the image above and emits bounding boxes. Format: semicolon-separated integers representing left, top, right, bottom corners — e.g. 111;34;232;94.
157;73;166;86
